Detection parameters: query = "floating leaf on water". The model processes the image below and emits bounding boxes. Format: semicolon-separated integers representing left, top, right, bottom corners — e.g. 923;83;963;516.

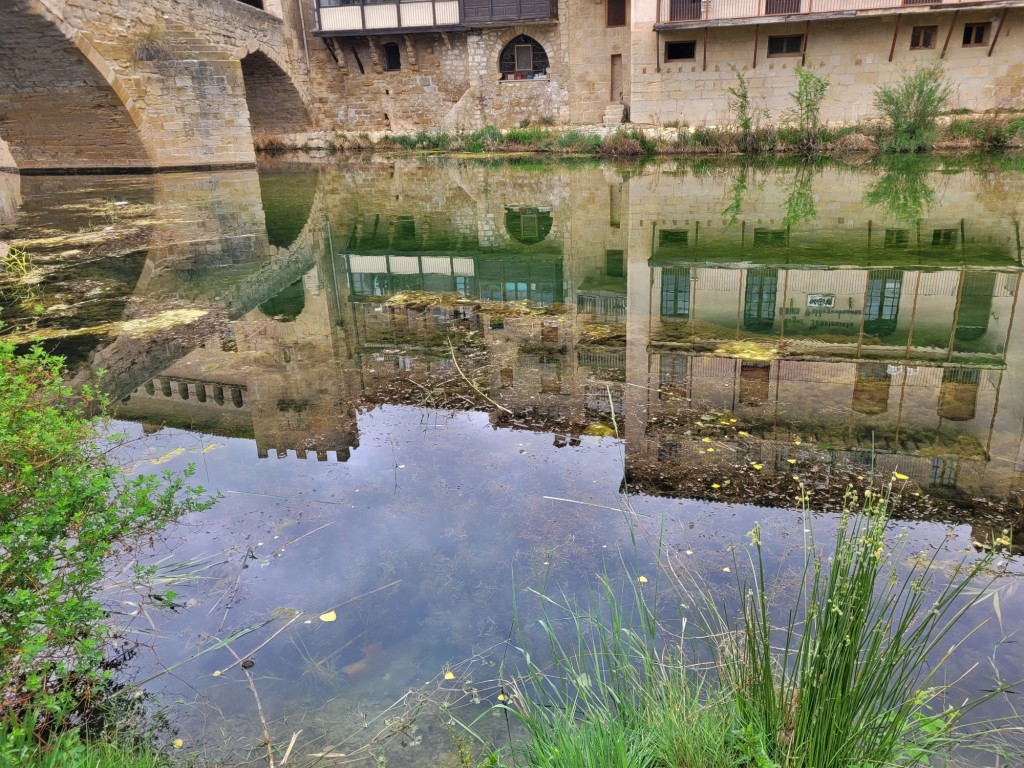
444;670;455;680
893;471;909;481
582;423;616;438
701;437;712;443
172;739;184;749
638;575;648;583
319;610;337;622
752;463;763;470
497;693;506;702
712;483;721;489
722;567;731;573
707;448;715;453
202;442;225;454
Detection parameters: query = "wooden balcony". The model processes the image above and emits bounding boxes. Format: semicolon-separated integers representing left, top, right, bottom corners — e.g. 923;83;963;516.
656;0;1010;26
315;0;556;35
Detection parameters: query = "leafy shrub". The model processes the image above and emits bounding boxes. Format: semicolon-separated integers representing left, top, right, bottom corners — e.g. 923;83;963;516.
463;125;502;153
555;130;602;153
873;64;954;152
0;342;213;724
787;66;830;154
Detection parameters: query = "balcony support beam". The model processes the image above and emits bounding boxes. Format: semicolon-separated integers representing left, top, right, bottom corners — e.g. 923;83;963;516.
888;13;901;62
940;9;958;58
800;19;809;65
988;7;1008;56
752;23;759;68
702;26;708;71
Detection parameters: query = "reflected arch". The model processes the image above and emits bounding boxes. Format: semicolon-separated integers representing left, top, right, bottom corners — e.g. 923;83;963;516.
0;1;153;171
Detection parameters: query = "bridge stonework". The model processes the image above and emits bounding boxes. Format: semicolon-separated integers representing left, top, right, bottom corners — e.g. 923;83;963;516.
0;0;321;172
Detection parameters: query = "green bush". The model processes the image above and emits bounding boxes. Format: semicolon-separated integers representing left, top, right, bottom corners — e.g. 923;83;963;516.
788;66;830;154
874;64;954;152
0;341;213;724
464;125;503;153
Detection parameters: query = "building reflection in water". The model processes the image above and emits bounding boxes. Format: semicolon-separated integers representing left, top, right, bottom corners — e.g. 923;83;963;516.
110;158;1024;512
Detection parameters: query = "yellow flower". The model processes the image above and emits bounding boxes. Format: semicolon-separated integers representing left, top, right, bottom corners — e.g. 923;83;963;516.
172;739;184;750
794;440;802;445
497;693;507;702
787;458;796;464
638;575;649;583
752;463;763;470
722;567;731;573
444;670;455;680
712;483;721;489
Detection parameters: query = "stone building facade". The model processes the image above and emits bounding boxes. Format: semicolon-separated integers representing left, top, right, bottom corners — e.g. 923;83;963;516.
303;0;1024;132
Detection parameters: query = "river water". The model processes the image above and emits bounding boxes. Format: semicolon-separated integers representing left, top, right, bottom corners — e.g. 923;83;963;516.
2;154;1023;765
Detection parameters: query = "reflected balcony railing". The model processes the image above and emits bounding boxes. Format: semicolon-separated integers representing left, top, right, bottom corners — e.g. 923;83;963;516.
316;0;557;34
657;0;998;25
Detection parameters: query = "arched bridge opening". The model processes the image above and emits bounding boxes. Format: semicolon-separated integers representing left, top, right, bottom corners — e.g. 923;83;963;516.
241;50;313;145
0;4;150;172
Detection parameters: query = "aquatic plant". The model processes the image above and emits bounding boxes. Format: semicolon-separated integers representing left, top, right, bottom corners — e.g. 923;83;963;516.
500;478;1016;768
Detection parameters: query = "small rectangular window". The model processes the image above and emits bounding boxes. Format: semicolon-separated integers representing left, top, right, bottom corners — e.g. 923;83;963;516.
607;0;626;27
383;42;401;71
515;44;533;72
963;22;990;46
665;40;697;61
932;228;958;248
767;34;803;56
910;25;937;49
606;250;625;278
884;228;909;248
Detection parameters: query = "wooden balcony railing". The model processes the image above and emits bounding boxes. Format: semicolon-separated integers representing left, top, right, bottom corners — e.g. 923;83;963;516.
316;0;460;34
657;0;994;25
315;0;556;33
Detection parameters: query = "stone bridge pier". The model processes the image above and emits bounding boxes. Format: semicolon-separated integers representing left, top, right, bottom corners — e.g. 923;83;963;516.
0;0;319;172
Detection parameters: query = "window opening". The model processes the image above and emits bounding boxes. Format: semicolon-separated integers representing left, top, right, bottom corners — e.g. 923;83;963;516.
661;268;692;318
767;35;803;56
910;25;937;49
499;35;549;79
665;40;697;61
607;0;626;27
963;22;990;47
668;0;701;21
383;42;401;71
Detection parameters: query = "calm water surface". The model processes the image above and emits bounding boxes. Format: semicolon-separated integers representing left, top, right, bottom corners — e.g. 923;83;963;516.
2;154;1024;765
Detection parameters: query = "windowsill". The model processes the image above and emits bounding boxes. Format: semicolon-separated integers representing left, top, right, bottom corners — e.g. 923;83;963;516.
500;76;551;82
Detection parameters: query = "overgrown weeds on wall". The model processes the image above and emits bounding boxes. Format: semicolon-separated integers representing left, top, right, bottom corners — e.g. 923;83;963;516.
787;66;830;155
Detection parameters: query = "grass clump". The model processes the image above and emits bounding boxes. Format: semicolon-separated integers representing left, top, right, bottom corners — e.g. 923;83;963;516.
0;713;171;768
501;479;1015;768
874;64;954;152
0;341;214;731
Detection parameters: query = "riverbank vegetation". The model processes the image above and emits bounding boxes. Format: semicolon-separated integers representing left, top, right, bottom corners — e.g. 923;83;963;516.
495;480;1018;768
323;66;1024;159
0;340;212;765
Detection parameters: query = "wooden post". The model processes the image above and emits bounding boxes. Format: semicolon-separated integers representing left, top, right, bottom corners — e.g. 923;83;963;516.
940;9;958;59
888;14;901;63
800;19;809;66
752;24;759;68
702;26;708;71
988;7;1008;57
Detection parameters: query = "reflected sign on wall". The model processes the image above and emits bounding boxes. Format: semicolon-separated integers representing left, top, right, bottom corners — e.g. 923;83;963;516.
807;293;836;308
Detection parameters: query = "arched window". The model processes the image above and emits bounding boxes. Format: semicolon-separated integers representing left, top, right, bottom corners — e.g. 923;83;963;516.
499;36;549;80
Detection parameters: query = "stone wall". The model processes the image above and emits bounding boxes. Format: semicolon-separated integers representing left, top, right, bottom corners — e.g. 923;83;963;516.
0;0;318;171
630;9;1024;127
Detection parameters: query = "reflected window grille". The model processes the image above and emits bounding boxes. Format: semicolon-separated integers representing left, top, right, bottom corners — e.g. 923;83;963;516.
661;267;692;318
865;270;902;335
743;269;777;331
930;457;958;487
659;355;689;399
932;228;958;248
884;228;909;248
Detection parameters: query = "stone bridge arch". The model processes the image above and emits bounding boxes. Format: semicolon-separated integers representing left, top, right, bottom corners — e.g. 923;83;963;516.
0;0;155;171
232;43;315;146
1;0;319;172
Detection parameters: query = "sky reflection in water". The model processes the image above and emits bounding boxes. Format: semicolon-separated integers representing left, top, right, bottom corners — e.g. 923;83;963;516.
4;155;1024;764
